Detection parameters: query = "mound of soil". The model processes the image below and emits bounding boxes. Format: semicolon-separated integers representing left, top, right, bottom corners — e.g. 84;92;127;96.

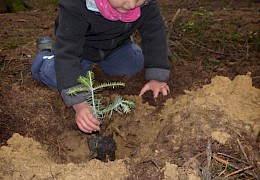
0;74;259;179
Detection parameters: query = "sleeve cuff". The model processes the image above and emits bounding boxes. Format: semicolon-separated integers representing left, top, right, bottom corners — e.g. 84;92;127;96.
145;68;170;82
61;85;87;108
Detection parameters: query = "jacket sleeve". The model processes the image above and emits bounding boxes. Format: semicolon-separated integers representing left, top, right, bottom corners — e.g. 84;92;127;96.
54;3;89;107
138;0;170;82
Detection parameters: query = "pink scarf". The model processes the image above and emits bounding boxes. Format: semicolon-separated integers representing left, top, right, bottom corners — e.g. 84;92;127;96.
94;0;140;22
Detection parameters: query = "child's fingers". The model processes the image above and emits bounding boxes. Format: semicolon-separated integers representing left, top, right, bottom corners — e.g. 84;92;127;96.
139;84;150;96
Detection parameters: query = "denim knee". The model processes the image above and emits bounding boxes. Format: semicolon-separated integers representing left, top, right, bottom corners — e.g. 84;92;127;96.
100;44;144;76
31;51;57;89
31;51;48;82
131;44;144;73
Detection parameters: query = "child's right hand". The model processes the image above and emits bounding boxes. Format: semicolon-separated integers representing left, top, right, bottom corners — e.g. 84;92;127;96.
72;102;100;133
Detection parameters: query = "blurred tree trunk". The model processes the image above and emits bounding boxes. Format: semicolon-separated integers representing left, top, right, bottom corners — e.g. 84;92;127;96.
0;0;8;12
0;0;29;13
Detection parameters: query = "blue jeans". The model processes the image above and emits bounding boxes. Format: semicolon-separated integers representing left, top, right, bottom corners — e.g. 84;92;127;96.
31;44;144;89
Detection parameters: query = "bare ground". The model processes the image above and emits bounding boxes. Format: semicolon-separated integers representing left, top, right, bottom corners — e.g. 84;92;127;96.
0;0;260;179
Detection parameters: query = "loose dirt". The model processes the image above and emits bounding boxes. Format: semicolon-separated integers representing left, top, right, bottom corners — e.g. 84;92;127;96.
0;0;259;179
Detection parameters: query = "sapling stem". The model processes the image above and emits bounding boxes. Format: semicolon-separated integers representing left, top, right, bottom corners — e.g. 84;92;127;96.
88;72;97;118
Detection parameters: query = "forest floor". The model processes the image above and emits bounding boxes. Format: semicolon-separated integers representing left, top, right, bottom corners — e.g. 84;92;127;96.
0;0;259;179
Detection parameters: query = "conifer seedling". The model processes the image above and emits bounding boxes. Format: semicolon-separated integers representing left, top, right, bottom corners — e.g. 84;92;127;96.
67;71;135;161
67;70;135;121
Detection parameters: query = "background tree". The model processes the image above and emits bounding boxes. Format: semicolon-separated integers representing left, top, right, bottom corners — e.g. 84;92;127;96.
0;0;59;13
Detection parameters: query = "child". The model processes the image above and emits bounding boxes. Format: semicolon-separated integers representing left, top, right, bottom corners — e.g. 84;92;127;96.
31;0;170;133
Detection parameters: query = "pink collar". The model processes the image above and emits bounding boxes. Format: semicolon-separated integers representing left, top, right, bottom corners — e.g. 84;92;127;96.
94;0;141;22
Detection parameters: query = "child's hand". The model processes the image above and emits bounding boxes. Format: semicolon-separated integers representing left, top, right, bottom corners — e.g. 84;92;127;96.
72;102;100;133
139;80;170;98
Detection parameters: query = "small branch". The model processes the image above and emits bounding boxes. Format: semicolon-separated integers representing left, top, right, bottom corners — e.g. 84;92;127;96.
139;159;161;171
215;163;228;179
252;76;260;79
202;139;212;180
169;8;181;32
217;152;249;165
0;104;6;111
49;165;57;180
113;127;127;142
245;38;249;59
180;36;228;56
167;8;181;58
224;165;253;178
183;152;204;167
237;139;250;163
21;41;37;57
213;154;256;177
19;71;24;84
237;138;259;179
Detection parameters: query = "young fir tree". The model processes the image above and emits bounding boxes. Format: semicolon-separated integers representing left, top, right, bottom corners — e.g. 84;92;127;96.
67;70;135;120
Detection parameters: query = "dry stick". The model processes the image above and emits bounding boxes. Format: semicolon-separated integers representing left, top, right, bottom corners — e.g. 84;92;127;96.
237;139;250;163
167;8;181;58
174;40;191;55
0;104;5;111
237;139;259;180
113;127;127;142
168;8;181;36
47;102;55;115
217;152;249;165
139;159;161;171
180;37;228;56
213;154;256;177
224;126;243;138
224;165;254;178
183;152;204;167
202;139;212;180
21;41;37;57
235;38;250;70
215;163;228;179
252;76;260;79
0;55;6;71
19;71;24;84
245;38;249;59
49;165;57;180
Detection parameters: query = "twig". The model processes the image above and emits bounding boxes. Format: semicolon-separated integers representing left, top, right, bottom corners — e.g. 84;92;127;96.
113;127;127;142
217;152;249;165
139;159;161;171
237;139;260;179
224;165;254;178
215;163;228;179
0;104;5;111
180;36;228;55
21;41;37;57
174;40;191;55
56;140;62;160
252;76;260;79
237;139;250;163
169;8;181;31
49;165;57;180
47;102;55;114
202;139;212;180
183;152;204;167
228;0;233;6
213;154;256;177
245;37;249;59
167;8;181;58
19;71;24;84
222;125;242;138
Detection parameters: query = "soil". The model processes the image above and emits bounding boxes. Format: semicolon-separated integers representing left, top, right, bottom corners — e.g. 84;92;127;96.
0;0;260;179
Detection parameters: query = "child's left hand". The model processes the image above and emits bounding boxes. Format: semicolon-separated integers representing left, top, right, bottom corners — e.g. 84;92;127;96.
139;80;170;98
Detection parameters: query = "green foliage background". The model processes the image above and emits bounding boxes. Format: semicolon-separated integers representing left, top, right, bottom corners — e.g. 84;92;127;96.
2;0;60;12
